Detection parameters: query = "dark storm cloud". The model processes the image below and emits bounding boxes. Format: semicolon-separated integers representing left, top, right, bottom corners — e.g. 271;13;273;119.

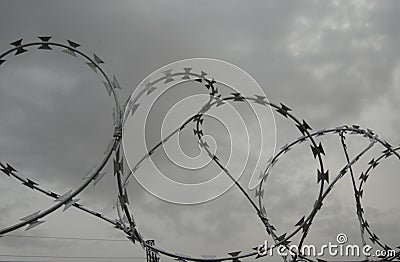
1;1;400;261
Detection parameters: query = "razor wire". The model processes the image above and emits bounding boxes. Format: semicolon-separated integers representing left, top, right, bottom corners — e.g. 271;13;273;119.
0;36;399;262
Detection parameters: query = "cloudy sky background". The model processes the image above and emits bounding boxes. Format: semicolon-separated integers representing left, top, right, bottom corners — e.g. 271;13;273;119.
0;1;400;261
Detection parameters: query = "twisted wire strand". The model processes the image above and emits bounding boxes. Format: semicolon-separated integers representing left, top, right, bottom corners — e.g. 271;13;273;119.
0;37;399;262
0;37;124;235
123;80;399;261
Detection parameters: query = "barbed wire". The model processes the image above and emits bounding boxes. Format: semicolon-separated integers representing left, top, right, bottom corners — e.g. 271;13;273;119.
0;36;399;262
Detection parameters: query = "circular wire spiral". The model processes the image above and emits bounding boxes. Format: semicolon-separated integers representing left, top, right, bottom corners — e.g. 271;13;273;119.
0;36;399;262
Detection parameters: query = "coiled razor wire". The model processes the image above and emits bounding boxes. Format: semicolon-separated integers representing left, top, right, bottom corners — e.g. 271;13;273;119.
0;36;399;262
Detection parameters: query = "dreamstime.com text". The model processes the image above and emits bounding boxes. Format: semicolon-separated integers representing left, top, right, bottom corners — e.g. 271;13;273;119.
257;233;397;258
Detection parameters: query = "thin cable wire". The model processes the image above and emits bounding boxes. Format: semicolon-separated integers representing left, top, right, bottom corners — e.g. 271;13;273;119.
2;234;128;242
0;254;145;260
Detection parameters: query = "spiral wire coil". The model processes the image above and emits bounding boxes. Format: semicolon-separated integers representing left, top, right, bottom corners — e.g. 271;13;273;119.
0;36;399;262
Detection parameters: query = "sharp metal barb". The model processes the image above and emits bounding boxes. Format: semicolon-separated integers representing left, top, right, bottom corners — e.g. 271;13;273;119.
93;53;104;64
20;211;41;222
62;48;77;57
86;62;98;73
67;40;81;48
25;220;45;231
112;75;122;89
0;38;399;262
10;39;23;47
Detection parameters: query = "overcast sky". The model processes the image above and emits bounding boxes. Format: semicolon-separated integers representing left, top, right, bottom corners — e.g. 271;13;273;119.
0;1;400;262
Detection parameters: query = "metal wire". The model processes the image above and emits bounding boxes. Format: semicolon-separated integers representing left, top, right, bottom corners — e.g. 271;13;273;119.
0;36;399;262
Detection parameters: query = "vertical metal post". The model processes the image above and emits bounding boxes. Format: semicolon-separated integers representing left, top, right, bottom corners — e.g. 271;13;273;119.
146;240;160;262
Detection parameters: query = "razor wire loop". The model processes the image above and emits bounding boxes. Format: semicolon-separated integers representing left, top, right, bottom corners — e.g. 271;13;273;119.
357;143;400;256
255;125;400;262
120;69;324;261
256;125;400;262
122;68;399;261
1;36;399;262
0;36;124;235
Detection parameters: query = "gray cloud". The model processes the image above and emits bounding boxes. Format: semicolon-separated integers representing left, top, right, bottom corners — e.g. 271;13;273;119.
0;1;399;261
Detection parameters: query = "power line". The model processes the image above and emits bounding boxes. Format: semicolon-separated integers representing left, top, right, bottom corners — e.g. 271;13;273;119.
2;234;128;242
0;254;145;260
0;258;144;262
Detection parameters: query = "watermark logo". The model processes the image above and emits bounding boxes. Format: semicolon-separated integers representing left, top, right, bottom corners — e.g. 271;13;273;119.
336;233;348;245
257;233;396;259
